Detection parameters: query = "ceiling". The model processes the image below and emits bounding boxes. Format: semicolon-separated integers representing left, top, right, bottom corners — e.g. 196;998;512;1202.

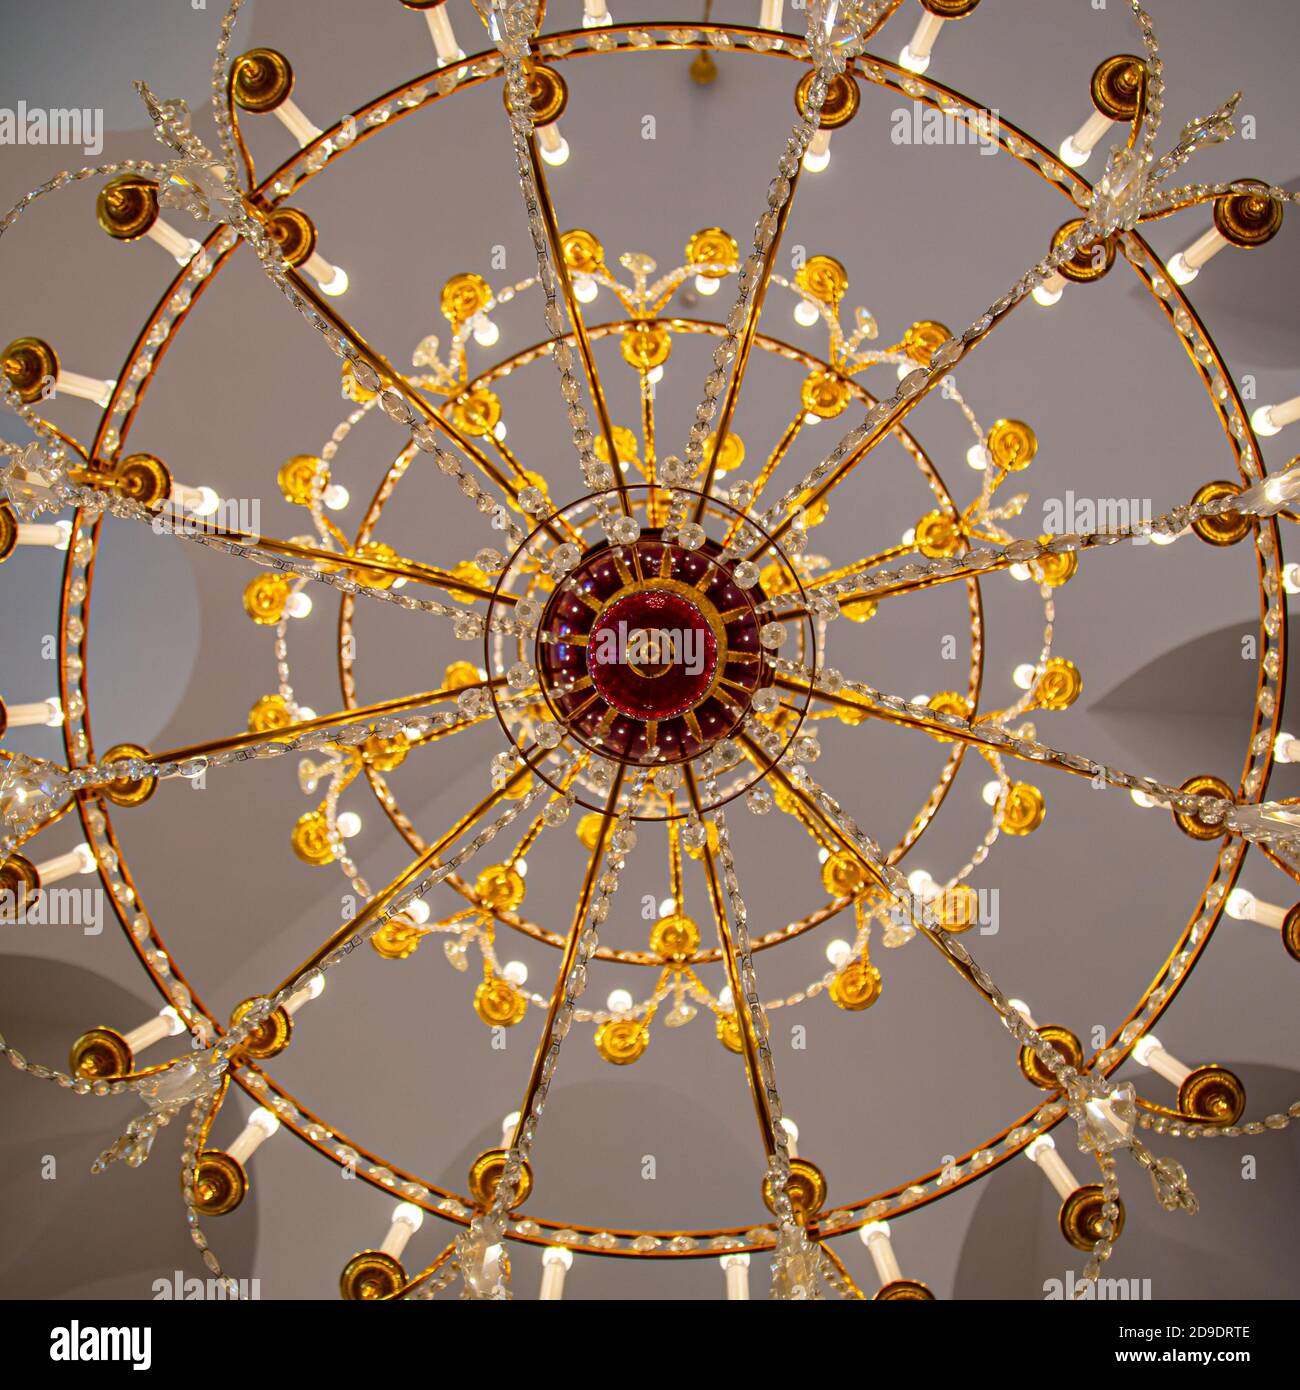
2;0;1299;1300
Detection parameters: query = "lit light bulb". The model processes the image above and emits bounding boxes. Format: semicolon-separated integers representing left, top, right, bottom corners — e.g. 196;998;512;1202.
296;706;316;721
1226;888;1255;920
407;899;431;924
323;483;350;511
966;443;990;471
1057;134;1090;169
1130;789;1157;808
898;44;930;74
285;590;313;619
337;811;362;838
981;780;1001;806
718;986;734;1011
573;275;598;304
319;264;349;297
392;1201;424;1232
658;897;675;917
503;960;529;987
647;365;664;384
472;314;500;347
1013;663;1037;690
801;144;831;173
1032;278;1065;307
1252;404;1281;437
694;274;720;296
1009;563;1031;581
515;858;528;878
539;135;571;166
817;846;830;864
793;298;820;328
606;988;633;1014
1168;252;1199;286
493;420;508;442
825;938;852;967
193;485;221;516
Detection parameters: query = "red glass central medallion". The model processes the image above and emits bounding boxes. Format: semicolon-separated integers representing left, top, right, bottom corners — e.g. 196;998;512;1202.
536;534;769;764
587;589;719;720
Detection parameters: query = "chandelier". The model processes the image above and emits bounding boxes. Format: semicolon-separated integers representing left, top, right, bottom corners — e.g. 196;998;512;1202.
2;0;1299;1303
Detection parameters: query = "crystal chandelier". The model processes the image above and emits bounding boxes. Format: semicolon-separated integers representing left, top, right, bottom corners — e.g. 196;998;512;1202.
2;0;1299;1304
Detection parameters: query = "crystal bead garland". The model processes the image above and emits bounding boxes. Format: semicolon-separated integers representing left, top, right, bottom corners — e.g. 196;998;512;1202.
746;5;1292;546
695;750;821;1298
769;658;1300;858
455;768;649;1299
493;0;626;544
793;479;1260;605
781;766;1210;1293
662;0;896;531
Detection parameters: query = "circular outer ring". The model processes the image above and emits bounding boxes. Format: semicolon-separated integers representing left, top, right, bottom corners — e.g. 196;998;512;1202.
60;25;1284;1261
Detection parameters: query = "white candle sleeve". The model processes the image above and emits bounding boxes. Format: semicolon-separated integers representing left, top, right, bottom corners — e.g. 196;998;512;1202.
900;11;945;72
274;97;323;148
379;1203;423;1259
720;1252;750;1299
122;1007;183;1055
426;6;464;64
540;1246;572;1299
861;1222;902;1285
1060;109;1114;166
146;219;200;264
33;842;94;884
5;698;63;727
760;0;784;31
56;370;116;407
1027;1136;1078;1200
15;520;72;549
227;1107;280;1165
1134;1034;1192;1087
